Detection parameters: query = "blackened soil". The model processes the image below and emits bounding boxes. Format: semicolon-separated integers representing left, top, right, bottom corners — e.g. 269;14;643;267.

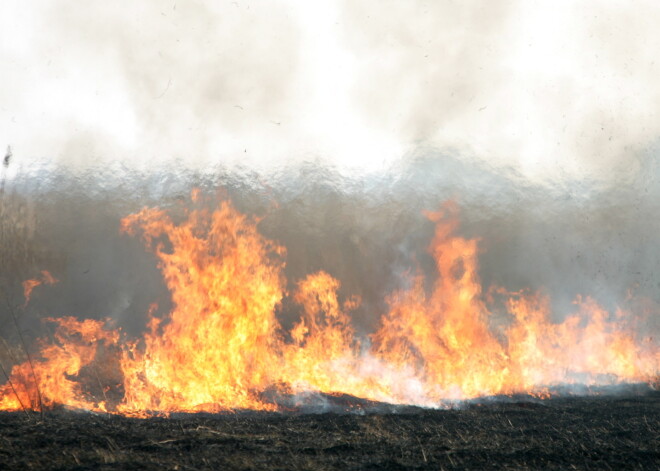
0;393;658;470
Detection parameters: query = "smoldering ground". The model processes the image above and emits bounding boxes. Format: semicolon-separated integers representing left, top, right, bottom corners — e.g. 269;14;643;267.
0;391;659;470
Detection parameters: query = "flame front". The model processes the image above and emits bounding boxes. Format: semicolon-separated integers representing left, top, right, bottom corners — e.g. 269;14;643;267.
0;198;657;414
118;202;286;413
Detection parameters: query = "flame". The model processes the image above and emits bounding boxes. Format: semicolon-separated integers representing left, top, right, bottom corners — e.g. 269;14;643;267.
0;317;118;412
22;270;58;306
0;196;657;414
117;202;286;414
284;271;361;392
372;204;511;400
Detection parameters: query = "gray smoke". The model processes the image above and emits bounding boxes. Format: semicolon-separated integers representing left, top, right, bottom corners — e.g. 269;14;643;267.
1;0;659;348
1;151;658;344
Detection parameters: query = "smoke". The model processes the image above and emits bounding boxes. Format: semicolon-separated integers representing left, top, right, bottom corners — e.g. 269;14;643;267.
1;1;659;350
2;153;658;342
341;0;660;183
2;1;660;183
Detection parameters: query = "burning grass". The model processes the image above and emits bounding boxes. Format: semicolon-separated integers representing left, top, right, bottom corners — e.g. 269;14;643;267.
0;392;657;470
0;191;658;468
0;195;658;415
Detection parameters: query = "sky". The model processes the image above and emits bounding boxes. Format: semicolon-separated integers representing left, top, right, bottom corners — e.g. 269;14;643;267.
1;0;660;185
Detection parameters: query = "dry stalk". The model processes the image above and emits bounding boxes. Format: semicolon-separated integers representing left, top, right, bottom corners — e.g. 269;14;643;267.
415;435;428;463
0;360;30;419
3;293;44;417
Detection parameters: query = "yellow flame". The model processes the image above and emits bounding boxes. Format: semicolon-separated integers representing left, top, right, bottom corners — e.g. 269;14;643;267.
0;196;657;415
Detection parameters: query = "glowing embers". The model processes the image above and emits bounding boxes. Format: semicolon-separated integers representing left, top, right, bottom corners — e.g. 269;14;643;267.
0;197;657;415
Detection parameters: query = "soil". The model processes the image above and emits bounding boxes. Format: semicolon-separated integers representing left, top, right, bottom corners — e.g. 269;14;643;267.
0;392;658;470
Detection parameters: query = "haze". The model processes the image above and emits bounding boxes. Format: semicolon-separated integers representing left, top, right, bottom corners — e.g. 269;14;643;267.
1;0;659;184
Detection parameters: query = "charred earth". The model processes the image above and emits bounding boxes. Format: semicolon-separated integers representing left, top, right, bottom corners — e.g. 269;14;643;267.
0;391;658;470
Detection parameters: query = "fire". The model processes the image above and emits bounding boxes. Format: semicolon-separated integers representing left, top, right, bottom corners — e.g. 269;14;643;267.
0;196;657;415
22;270;57;307
117;202;286;414
284;271;361;393
0;317;118;412
372;204;511;400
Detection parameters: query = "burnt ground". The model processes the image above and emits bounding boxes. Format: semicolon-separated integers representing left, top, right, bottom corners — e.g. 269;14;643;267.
0;392;658;470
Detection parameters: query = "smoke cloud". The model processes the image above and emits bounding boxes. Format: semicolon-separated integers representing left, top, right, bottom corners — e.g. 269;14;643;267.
2;1;660;183
0;1;659;345
2;154;658;342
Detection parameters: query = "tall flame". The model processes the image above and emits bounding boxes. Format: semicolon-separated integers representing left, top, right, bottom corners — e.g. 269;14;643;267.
372;204;510;400
0;197;657;415
118;202;286;413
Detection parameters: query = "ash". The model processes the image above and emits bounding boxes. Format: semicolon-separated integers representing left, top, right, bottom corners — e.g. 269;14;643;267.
1;392;658;470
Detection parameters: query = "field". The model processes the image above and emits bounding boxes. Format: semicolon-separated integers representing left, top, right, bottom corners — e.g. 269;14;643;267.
0;392;657;470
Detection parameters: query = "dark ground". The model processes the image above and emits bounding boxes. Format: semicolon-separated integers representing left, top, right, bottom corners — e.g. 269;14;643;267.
0;392;658;470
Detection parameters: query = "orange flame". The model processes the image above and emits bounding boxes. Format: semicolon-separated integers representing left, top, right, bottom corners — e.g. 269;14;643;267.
0;197;657;414
0;317;118;412
22;270;58;306
117;202;286;414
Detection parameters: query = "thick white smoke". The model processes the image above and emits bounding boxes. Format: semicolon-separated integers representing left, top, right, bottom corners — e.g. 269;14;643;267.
0;1;658;348
1;0;660;184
